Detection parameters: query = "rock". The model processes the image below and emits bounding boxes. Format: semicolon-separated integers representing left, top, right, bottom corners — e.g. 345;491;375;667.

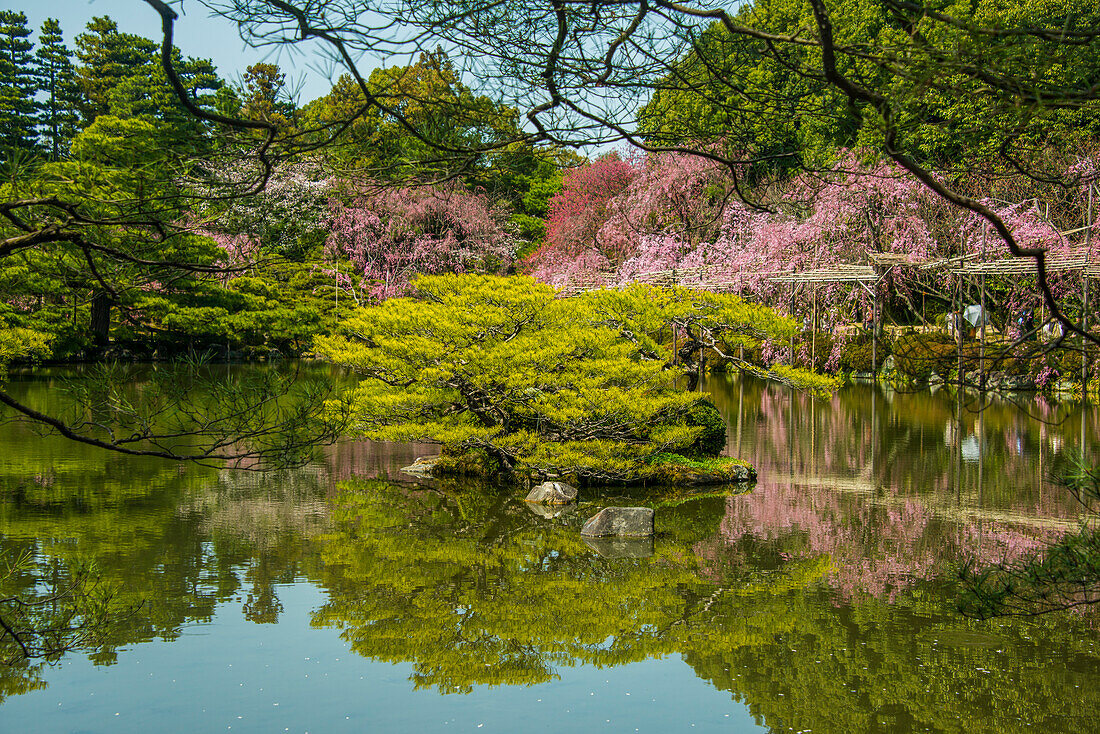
525;481;578;505
986;371;1035;391
582;536;654;558
580;507;654;537
400;456;440;477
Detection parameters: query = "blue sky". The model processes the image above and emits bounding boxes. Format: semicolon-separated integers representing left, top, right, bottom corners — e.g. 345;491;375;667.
9;0;341;102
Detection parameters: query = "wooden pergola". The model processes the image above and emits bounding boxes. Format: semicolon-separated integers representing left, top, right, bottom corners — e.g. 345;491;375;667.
767;263;887;370
943;247;1097;390
555;229;1097;391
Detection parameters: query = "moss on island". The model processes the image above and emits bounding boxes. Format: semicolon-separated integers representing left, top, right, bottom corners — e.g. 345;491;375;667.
405;448;756;488
640;453;756;485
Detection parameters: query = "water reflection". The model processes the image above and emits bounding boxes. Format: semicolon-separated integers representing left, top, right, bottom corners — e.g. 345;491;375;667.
308;478;1100;730
706;373;1092;517
2;370;1100;732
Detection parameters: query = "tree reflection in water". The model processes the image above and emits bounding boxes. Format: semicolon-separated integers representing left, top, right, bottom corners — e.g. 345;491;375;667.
2;372;1100;732
306;478;1100;731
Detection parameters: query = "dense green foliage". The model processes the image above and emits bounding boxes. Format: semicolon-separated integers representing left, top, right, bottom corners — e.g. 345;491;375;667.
0;19;578;364
682;398;728;457
317;273;812;479
640;0;1100;168
0;11;39;160
893;332;959;380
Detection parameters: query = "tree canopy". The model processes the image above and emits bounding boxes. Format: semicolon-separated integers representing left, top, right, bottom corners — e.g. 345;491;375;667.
317;273;829;479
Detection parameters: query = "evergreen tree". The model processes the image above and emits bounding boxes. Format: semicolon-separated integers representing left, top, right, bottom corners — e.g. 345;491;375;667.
73;16;221;153
240;62;295;126
0;10;39;159
73;16;158;124
34;18;80;160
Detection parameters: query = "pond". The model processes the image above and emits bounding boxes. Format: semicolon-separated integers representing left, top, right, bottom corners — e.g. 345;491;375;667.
2;368;1099;733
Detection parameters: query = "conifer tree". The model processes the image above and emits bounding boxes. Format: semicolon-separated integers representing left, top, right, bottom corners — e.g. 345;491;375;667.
0;10;39;159
34;18;80;160
73;16;158;124
240;62;295;126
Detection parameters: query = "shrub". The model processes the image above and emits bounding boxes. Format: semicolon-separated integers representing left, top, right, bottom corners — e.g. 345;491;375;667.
682;398;727;457
839;338;877;373
893;332;958;380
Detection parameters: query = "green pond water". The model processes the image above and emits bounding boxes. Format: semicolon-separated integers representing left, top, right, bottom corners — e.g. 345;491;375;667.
1;368;1099;733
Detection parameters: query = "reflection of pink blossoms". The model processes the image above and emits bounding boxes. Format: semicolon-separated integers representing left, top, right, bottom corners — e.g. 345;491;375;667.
705;483;1066;602
711;486;938;601
954;521;1062;567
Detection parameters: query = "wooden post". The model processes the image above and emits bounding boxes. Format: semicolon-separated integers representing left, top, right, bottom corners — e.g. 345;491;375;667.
956;272;964;386
872;273;879;375
980;273;987;391
811;286;818;368
979;224;987;391
789;284;796;364
981;275;990;389
1084;183;1094;400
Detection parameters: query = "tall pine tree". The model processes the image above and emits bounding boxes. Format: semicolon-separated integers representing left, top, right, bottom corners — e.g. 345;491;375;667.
0;10;39;160
74;16;221;149
34;18;80;160
74;16;158;124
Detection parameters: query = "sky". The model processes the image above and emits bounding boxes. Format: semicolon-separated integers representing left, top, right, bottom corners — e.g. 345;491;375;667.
8;0;344;103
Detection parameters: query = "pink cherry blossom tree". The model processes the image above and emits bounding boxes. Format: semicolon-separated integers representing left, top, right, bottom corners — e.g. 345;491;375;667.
326;182;517;301
532;150;1093;335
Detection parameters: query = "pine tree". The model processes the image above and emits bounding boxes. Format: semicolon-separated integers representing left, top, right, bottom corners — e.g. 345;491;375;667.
34;18;80;160
73;16;221;150
241;62;295;126
0;10;39;159
74;16;158;124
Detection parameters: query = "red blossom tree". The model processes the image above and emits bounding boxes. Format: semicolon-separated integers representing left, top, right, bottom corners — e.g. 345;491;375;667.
526;153;636;285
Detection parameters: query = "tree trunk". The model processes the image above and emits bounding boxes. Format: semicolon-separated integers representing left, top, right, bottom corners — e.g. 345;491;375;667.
90;292;112;354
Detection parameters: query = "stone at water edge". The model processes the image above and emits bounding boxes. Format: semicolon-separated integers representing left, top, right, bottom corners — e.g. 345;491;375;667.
524;481;578;505
580;507;654;537
400;456;440;477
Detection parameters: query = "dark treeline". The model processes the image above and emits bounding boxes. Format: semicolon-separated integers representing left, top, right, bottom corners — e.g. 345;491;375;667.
0;12;574;363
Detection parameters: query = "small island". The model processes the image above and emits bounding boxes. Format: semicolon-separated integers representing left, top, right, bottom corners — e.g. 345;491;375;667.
318;273;821;490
